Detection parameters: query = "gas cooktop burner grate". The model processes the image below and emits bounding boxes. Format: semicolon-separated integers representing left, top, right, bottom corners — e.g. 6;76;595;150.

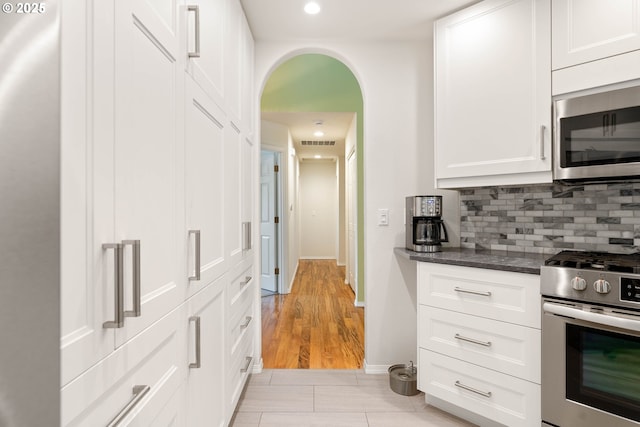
544;251;640;274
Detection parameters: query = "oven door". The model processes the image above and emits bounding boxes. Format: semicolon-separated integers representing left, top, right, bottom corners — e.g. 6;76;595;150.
542;300;640;427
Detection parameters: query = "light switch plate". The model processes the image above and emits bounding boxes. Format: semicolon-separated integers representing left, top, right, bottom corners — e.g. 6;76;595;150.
378;208;389;226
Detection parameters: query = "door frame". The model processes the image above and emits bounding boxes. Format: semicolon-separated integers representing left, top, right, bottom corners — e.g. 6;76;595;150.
260;146;285;294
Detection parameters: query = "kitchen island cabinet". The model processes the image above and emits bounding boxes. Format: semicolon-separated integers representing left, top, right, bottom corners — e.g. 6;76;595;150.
434;0;552;188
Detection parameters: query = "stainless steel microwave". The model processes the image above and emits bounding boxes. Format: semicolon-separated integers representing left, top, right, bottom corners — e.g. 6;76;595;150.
554;85;640;181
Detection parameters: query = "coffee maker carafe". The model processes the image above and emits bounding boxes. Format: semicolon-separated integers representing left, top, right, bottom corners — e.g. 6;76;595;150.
406;196;448;253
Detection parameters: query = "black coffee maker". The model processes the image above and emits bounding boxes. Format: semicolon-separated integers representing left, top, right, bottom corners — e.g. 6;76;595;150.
406;196;448;253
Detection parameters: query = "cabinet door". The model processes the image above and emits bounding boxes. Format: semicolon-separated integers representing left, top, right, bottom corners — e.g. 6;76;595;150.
185;78;228;296
186;278;226;427
241;13;255;134
552;0;640;70
435;0;551;188
225;0;243;126
184;0;226;105
113;0;184;345
241;135;254;259
225;125;244;267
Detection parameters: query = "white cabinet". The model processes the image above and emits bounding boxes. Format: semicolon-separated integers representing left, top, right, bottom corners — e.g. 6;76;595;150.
552;0;640;70
417;262;541;426
434;0;552;188
185;278;226;427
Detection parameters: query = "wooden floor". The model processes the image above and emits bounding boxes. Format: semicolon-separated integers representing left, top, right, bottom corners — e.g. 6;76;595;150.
261;260;365;369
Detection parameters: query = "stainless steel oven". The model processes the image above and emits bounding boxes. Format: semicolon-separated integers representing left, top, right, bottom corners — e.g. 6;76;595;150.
554;85;640;181
541;251;640;427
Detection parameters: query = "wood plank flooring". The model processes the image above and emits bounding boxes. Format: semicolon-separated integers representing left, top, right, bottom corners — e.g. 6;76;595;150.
261;260;365;369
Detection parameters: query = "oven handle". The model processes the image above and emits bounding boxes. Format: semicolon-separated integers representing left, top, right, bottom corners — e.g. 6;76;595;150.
543;302;640;333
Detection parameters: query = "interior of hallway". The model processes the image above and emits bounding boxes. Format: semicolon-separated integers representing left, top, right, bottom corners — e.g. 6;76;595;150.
261;259;365;369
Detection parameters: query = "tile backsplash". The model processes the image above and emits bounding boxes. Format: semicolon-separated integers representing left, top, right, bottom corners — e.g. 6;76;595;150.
459;181;640;254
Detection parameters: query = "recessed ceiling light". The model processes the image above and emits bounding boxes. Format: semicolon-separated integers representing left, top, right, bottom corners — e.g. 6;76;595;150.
304;2;321;15
314;155;322;159
313;130;324;137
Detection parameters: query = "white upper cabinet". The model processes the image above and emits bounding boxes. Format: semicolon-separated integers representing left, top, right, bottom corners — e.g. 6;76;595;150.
552;0;640;70
434;0;552;188
184;0;226;106
225;0;244;127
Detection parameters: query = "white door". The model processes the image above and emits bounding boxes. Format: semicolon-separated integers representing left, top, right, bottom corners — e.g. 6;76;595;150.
113;0;183;345
186;279;226;427
185;78;227;296
347;150;357;295
260;151;278;293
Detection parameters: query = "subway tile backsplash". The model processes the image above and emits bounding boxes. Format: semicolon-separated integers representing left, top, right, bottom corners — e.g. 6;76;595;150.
459;181;640;254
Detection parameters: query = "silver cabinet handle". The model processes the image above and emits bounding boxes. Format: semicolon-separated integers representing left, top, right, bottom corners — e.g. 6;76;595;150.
455;380;492;398
242;222;252;251
106;385;151;427
240;316;252;329
540;125;546;160
103;243;125;329
454;287;492;297
455;333;491;347
241;276;252;287
189;316;201;369
187;5;200;58
240;356;253;373
122;240;141;318
188;230;201;281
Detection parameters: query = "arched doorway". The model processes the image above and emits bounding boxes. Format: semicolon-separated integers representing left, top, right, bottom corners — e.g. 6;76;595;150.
258;53;365;369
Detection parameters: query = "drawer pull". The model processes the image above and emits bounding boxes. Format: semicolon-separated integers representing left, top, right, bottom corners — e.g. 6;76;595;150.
454;287;492;297
240;356;253;373
189;316;201;369
454;333;491;347
240;316;252;329
106;385;150;427
454;380;492;398
241;276;252;287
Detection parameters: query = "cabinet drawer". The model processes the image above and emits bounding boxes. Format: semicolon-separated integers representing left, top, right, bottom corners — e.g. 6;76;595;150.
229;301;254;357
419;349;540;427
227;328;254;416
228;261;254;317
419;306;540;383
418;263;540;328
61;307;184;426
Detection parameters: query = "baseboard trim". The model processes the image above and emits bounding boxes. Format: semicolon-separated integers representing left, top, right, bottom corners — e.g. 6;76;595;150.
363;360;390;374
251;357;264;374
354;299;365;308
286;261;298;294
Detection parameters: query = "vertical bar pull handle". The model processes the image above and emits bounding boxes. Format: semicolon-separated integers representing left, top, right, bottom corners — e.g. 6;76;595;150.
539;125;546;160
123;240;141;318
187;5;200;58
188;230;201;281
240;356;253;373
103;243;125;329
189;316;201;369
242;222;252;251
240;316;252;329
106;385;151;427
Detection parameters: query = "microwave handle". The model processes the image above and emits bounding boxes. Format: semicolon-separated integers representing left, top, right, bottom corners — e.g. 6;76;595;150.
543;302;640;333
539;125;546;160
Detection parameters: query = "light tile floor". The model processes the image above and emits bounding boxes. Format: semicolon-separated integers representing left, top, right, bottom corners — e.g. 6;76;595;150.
230;369;477;427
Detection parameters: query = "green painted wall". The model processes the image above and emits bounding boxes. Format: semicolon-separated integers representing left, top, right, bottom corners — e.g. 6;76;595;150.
261;54;365;303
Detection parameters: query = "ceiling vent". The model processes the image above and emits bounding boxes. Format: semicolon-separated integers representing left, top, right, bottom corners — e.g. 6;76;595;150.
301;140;335;146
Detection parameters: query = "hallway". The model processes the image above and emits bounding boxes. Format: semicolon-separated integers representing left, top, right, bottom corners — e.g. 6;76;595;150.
261;260;364;369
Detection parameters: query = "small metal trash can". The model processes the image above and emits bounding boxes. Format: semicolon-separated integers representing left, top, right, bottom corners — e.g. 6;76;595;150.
388;361;419;396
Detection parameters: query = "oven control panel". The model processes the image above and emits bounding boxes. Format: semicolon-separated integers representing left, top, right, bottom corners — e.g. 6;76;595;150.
621;277;640;303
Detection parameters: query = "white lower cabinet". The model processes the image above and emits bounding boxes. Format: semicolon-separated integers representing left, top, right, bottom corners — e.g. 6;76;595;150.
417;262;541;426
185;278;227;427
61;308;185;426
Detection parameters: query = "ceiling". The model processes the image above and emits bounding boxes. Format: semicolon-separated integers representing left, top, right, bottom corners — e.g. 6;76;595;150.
242;0;479;159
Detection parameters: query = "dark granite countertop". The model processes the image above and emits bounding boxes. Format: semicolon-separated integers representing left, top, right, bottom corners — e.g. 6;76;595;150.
394;247;547;275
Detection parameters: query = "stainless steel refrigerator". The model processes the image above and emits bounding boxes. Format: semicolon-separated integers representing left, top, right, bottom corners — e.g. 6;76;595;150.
0;1;60;425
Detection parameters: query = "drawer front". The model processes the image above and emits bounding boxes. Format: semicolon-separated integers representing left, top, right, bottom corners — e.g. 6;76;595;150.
62;307;184;426
419;349;540;427
228;262;254;318
419;305;541;383
227;328;254;418
417;263;540;328
229;301;254;357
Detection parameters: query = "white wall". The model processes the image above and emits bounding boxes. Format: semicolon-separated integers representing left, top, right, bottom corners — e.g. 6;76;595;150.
337;156;346;266
299;159;337;259
255;37;460;370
